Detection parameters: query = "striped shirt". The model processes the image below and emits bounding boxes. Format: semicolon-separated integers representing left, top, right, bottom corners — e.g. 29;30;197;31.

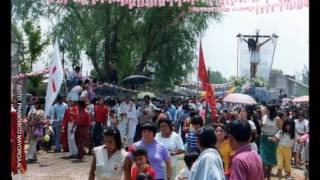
188;128;198;149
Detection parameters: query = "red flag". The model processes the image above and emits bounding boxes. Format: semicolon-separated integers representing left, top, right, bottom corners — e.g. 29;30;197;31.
198;41;218;122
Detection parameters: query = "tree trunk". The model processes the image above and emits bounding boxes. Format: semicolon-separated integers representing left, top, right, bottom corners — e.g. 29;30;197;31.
88;41;103;80
134;10;187;74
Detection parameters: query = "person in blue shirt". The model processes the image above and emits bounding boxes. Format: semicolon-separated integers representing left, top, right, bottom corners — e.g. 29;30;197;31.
166;100;177;122
187;115;203;153
175;104;190;144
51;95;68;152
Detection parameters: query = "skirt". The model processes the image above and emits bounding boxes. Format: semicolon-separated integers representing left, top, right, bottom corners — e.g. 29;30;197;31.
250;51;261;64
259;134;277;166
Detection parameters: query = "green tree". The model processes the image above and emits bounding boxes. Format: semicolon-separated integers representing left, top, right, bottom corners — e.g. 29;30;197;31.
300;65;309;85
20;21;49;72
271;69;283;75
209;70;227;84
12;19;50;93
12;1;222;90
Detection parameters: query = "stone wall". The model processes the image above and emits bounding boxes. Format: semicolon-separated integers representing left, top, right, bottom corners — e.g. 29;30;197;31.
269;71;308;97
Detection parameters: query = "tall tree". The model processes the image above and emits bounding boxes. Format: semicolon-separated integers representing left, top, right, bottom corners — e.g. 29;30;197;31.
22;21;49;72
12;1;222;89
300;65;309;85
209;70;227;84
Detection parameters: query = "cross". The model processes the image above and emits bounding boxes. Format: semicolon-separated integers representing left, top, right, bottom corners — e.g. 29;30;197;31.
51;66;57;92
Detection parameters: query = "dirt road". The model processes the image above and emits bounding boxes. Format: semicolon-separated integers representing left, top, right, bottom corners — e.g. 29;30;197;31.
12;148;306;180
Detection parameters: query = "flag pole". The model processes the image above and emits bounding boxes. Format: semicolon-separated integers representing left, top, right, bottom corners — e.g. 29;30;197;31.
196;35;201;105
237;37;239;78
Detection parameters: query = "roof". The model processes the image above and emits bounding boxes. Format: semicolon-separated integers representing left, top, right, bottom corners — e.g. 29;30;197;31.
287;78;309;89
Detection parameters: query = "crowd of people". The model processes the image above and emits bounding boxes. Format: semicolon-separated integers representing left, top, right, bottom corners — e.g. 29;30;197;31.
10;71;309;180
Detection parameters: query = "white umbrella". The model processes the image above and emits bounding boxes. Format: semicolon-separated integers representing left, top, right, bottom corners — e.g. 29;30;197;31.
223;93;257;105
292;96;309;103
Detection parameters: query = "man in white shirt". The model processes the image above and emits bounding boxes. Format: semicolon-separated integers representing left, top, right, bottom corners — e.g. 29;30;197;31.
118;97;138;147
293;113;309;167
69;80;83;101
67;66;82;80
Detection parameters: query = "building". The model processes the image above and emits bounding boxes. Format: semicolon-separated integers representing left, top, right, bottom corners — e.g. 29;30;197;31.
269;71;309;97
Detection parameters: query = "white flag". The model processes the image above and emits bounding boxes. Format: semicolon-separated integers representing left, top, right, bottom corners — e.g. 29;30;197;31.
44;41;64;116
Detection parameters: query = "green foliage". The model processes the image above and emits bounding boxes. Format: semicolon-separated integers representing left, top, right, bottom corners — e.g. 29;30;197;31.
229;75;269;88
209;70;227;84
229;76;247;87
26;75;44;94
250;76;269;87
271;69;283;75
12;1;222;89
298;65;309;85
90;69;100;80
23;21;49;70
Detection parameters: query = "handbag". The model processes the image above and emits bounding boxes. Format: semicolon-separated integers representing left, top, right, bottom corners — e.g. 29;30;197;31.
33;126;43;137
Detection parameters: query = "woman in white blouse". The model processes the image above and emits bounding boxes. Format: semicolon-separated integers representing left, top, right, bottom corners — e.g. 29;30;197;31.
259;104;282;180
155;118;185;180
89;127;131;180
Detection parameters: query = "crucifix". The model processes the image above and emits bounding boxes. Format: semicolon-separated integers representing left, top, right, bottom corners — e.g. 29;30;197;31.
237;30;278;78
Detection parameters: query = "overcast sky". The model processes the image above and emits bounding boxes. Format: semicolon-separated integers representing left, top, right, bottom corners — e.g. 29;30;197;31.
34;8;309;80
201;8;309;79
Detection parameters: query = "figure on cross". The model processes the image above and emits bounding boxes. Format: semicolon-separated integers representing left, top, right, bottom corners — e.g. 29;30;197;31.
239;30;276;78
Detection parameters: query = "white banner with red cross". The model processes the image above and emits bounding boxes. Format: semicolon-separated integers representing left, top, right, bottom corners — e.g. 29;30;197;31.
44;41;64;116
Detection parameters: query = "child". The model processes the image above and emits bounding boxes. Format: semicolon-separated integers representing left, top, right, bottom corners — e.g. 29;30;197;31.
175;152;199;180
131;148;156;180
186;115;203;153
107;109;119;128
89;127;127;180
268;119;298;179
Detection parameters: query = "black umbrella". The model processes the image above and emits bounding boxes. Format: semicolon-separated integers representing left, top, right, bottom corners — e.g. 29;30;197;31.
120;75;152;85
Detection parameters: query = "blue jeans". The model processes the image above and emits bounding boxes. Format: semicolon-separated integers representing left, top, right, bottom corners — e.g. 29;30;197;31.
92;123;104;147
52;121;62;151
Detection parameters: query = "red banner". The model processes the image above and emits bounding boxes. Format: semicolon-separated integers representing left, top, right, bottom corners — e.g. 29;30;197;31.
198;41;218;122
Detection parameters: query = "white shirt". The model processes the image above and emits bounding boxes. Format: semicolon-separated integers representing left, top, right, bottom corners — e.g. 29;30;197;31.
71;85;83;94
80;90;88;99
248;120;256;130
176;167;190;180
275;130;298;147
94;145;127;180
261;115;279;136
189;148;225;180
155;131;185;165
247;120;258;151
250;142;258;152
294;119;309;134
118;102;137;121
155;132;185;151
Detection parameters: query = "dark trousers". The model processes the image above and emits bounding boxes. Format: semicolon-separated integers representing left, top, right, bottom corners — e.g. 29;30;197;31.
175;120;186;144
52;121;62;151
92;123;104;147
134;124;142;142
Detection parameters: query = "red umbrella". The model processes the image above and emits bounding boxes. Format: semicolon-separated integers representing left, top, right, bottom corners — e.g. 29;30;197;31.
223;93;257;105
292;96;309;103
